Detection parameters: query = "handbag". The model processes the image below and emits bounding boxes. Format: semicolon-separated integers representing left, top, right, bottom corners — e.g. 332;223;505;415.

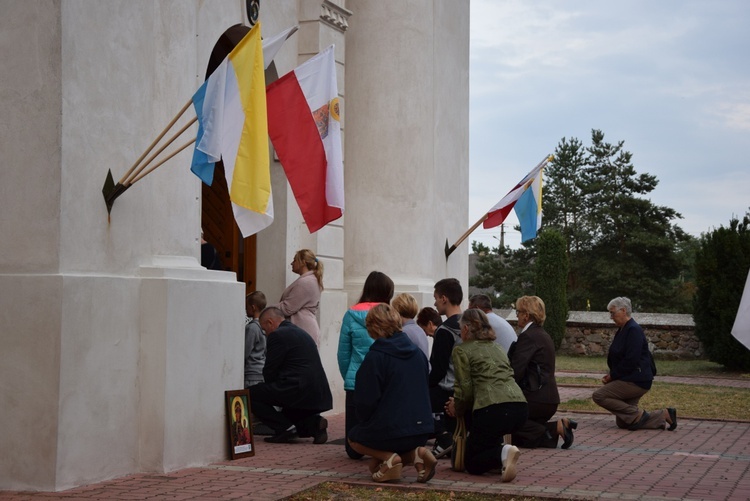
450;416;467;472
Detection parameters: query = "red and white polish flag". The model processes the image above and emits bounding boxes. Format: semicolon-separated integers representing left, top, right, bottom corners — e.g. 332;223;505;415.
266;45;344;233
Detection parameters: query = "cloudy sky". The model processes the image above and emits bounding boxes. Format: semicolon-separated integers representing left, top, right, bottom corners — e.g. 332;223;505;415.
468;0;750;249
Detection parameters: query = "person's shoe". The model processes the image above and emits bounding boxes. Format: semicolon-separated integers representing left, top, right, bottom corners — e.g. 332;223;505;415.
372;453;403;482
313;417;328;444
667;408;677;431
561;418;576;449
432;432;453;459
628;411;650;431
500;445;520;482
264;428;298;443
414;447;437;483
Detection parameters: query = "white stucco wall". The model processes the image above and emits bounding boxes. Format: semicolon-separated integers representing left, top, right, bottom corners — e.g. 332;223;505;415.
1;0;247;491
0;0;471;491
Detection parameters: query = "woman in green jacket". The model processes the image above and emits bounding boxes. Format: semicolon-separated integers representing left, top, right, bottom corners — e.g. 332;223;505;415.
445;309;527;481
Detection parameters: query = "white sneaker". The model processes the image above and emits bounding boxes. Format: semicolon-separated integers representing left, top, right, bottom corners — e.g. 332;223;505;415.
500;445;520;482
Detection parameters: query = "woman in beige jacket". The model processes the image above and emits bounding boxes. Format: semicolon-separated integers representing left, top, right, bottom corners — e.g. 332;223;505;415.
275;249;323;346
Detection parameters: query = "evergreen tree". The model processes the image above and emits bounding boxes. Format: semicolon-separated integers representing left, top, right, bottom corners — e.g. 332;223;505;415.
471;129;695;313
534;229;569;348
693;213;750;370
470;241;535;308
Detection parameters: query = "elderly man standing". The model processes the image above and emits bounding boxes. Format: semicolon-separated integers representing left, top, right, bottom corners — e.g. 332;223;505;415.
249;307;333;444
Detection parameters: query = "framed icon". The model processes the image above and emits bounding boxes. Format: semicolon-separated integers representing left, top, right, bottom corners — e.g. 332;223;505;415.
226;389;255;459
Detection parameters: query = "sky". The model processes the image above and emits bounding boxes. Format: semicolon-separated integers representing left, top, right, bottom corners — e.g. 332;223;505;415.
467;0;750;250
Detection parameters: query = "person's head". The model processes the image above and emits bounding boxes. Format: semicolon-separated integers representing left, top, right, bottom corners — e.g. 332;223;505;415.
358;271;395;304
468;294;493;312
607;297;633;327
365;303;402;340
258;306;286;335
416;307;442;336
459;308;496;342
246;290;267;318
515;295;546;327
292;249;324;290
391;293;418;320
433;278;463;315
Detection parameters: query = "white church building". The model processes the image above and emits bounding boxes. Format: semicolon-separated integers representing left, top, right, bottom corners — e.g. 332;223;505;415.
0;0;469;491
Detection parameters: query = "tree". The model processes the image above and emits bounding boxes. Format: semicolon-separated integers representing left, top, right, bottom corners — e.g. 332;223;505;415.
693;213;750;370
470;241;534;308
471;129;695;313
534;229;569;348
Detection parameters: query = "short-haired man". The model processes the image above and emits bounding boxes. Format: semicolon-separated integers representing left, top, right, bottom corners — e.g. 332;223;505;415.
428;278;463;458
469;294;516;354
249;307;333;444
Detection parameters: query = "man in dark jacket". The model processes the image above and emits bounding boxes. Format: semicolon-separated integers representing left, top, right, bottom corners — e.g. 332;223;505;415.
249;307;333;444
593;297;677;431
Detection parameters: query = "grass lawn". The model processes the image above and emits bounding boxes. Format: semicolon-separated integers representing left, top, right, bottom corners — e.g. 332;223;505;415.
556;355;749;378
559;381;750;420
286;482;558;501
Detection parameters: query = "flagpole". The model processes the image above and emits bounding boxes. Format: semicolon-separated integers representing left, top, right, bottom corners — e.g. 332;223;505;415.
124;116;198;186
129;137;197;185
118;98;193;185
445;213;489;259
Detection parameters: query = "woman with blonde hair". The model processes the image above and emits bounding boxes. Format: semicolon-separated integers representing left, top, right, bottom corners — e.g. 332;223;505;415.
348;304;436;483
508;295;575;449
275;249;324;346
392;293;430;360
445;308;526;480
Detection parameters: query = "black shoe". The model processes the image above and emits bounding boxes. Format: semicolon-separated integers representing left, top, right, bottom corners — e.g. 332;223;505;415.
667;408;677;431
432;432;453;459
561;419;576;449
628;411;650;431
264;429;298;443
313;417;328;444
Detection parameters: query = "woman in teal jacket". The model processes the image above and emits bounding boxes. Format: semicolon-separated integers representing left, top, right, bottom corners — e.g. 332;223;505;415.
338;271;394;459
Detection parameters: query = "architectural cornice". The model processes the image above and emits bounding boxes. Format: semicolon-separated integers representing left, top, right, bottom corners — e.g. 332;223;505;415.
320;0;352;33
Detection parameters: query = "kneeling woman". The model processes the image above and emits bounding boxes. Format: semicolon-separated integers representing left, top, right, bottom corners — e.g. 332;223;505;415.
348;304;437;483
446;309;527;481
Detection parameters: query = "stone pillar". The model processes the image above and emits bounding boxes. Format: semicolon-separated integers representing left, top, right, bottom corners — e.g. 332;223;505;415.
1;1;245;491
344;0;470;308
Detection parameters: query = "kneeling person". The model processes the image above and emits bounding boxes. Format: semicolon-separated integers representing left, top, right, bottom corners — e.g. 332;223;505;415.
249;307;333;444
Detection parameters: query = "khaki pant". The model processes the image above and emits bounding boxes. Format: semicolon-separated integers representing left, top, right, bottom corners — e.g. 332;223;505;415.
592;380;667;429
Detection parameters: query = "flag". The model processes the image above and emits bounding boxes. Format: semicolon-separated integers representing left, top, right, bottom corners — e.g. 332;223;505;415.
514;168;543;242
483;155;552;242
266;45;344;233
262;26;298;70
191;24;295;187
731;268;750;350
190;22;273;237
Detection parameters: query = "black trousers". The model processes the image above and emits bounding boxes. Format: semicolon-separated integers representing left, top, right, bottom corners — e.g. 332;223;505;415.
429;386;456;437
249;383;321;436
465;402;528;475
344;390;364;458
512;401;559;449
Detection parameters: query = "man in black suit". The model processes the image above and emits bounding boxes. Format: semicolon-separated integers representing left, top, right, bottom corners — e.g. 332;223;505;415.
249;307;332;444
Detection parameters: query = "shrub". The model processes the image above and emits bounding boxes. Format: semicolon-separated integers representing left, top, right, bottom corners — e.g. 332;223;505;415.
535;228;569;349
693;214;750;370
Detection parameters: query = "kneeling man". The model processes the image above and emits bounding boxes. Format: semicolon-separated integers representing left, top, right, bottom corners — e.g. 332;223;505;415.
249;307;333;444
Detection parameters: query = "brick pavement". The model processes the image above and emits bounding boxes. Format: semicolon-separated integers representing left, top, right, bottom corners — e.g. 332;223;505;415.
2;377;749;501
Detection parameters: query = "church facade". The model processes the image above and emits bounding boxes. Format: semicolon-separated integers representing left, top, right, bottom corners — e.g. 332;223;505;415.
0;0;469;491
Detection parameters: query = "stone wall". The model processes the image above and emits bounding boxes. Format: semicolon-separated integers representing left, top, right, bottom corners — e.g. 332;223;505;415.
507;311;704;359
